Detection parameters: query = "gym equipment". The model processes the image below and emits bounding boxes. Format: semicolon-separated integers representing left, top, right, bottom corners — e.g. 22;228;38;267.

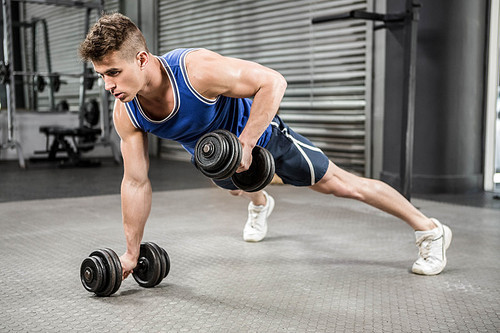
55;100;69;112
232;145;276;192
34;74;46;93
83;99;100;127
32;99;102;166
195;130;242;180
51;73;62;92
132;242;171;288
2;0;121;168
194;130;275;192
80;242;170;297
0;65;96;94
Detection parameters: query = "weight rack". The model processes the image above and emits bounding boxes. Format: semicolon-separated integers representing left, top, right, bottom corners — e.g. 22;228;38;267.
1;0;121;167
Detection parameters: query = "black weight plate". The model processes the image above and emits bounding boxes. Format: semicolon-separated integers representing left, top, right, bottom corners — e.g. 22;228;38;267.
93;256;108;294
194;133;228;172
160;247;171;278
80;256;104;293
232;146;275;192
35;75;46;93
84;99;100;127
51;74;61;92
195;130;242;179
90;250;116;297
56;100;69;112
132;243;161;288
103;248;122;295
257;147;276;192
247;147;275;193
212;130;242;180
147;242;166;287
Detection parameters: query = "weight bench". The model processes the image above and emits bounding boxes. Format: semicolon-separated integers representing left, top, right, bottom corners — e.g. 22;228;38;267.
33;125;102;167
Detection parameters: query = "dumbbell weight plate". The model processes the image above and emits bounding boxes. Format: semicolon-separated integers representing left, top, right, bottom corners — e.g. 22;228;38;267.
194;130;242;180
90;250;117;297
256;147;276;192
211;130;242;180
147;242;166;287
232;146;275;192
80;256;105;293
103;248;122;295
161;247;171;278
132;243;162;288
194;132;228;173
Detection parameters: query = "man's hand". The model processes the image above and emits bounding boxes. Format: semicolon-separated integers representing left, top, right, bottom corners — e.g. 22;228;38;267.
119;252;138;280
236;142;254;173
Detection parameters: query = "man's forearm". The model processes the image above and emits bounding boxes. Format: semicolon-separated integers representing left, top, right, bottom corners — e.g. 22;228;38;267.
121;178;152;260
239;74;287;148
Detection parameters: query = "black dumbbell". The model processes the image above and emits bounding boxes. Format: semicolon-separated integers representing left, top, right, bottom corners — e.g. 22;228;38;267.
80;242;170;297
194;129;275;192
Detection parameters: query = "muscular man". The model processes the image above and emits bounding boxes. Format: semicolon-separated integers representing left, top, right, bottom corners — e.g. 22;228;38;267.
79;13;452;279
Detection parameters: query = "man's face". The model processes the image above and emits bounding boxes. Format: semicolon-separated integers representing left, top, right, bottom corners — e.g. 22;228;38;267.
93;51;142;103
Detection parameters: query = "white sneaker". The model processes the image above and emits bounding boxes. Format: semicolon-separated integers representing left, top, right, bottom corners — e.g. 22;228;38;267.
243;191;275;242
412;218;452;275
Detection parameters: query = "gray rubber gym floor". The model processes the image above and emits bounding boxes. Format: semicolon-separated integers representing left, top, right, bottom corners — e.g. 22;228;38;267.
1;178;499;332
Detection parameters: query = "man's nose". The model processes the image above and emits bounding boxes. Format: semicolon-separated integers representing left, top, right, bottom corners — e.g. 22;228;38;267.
103;77;115;91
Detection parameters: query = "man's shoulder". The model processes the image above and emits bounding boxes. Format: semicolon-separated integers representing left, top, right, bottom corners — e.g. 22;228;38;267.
113;100;141;133
161;48;199;64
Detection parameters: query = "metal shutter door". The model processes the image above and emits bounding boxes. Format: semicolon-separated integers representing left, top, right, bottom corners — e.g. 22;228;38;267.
21;0;119;112
157;0;372;175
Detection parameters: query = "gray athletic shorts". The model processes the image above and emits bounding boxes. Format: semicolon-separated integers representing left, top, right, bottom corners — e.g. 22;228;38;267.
212;115;330;190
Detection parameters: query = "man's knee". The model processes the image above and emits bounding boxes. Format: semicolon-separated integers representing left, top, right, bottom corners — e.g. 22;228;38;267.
312;165;364;200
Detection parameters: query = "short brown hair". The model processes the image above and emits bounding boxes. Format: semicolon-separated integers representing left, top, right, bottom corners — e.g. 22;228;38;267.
79;13;149;62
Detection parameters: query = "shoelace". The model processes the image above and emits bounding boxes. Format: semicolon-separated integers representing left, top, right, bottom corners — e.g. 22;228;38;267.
249;208;264;228
417;237;432;260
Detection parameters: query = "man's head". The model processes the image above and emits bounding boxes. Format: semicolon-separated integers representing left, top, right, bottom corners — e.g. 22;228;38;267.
80;13;152;102
79;13;149;63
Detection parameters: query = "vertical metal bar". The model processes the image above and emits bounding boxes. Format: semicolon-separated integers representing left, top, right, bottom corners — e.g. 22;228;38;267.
78;7;91;128
40;18;55;110
2;0;25;168
399;0;420;200
364;0;374;178
2;0;15;142
31;18;37;109
137;0;141;28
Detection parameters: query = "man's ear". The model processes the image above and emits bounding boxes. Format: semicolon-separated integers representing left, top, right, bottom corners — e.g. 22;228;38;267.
137;51;149;69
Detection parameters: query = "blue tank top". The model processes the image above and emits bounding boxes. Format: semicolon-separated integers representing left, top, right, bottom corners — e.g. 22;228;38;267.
124;48;272;155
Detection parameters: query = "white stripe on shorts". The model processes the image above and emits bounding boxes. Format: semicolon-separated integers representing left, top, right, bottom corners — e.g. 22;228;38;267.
272;122;317;185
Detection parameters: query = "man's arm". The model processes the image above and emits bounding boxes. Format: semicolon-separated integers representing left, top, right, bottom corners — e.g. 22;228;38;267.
113;101;152;280
185;49;287;172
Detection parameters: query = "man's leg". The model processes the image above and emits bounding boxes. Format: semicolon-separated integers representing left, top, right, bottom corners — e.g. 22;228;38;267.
229;189;266;206
311;160;452;275
310;161;435;231
229;189;275;242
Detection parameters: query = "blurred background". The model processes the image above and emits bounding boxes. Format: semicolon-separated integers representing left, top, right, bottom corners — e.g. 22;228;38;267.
1;0;499;198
